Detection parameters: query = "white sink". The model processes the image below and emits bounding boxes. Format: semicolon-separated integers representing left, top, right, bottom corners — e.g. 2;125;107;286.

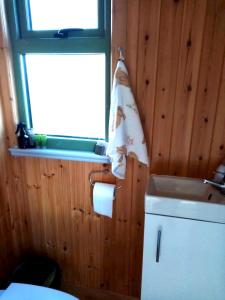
145;175;225;224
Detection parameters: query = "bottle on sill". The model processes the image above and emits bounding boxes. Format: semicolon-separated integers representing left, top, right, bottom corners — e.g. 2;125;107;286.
94;141;107;156
15;123;35;149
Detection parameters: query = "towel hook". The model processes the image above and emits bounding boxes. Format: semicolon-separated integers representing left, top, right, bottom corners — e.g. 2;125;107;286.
89;169;122;190
118;47;125;61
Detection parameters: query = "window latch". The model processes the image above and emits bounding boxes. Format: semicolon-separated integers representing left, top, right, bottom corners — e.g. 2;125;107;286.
54;28;84;38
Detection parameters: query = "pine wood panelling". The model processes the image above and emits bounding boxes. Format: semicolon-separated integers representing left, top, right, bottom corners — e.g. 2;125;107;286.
188;0;225;178
0;0;20;281
136;0;161;150
208;59;225;176
110;0;142;295
0;91;15;282
63;284;138;300
128;0;154;295
169;0;207;176
150;0;184;174
0;0;225;299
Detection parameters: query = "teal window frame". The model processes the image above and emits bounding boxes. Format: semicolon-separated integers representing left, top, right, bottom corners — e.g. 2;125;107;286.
5;0;111;152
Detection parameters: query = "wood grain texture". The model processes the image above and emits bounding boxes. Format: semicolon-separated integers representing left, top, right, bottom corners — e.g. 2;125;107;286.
0;0;19;283
0;85;15;283
150;0;184;174
188;0;225;178
0;0;225;298
169;0;207;176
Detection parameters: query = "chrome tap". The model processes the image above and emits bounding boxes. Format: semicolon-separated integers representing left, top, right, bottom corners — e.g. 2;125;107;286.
203;179;225;189
204;162;225;192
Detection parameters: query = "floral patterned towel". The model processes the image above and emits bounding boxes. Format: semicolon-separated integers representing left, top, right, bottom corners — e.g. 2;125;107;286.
106;60;149;179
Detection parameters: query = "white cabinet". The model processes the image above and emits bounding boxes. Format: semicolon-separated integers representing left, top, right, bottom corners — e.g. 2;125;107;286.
141;214;225;300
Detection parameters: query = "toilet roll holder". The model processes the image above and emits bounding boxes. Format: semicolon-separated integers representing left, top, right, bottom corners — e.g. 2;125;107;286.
89;169;122;190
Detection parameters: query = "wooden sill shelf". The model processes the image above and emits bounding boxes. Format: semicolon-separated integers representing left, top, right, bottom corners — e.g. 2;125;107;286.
9;147;110;164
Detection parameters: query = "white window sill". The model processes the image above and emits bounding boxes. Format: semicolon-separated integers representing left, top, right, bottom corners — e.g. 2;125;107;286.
9;147;110;164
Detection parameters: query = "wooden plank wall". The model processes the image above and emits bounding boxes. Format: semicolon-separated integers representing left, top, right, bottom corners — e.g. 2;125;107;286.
0;0;225;298
0;0;17;283
0;77;15;283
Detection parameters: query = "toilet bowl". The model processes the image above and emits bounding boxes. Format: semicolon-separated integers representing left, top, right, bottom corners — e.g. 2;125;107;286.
0;283;78;300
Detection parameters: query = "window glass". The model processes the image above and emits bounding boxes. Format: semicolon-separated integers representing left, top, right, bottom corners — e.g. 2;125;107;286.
25;54;105;139
29;0;98;30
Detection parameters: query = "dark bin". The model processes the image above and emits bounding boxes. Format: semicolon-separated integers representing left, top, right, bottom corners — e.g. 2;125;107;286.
9;255;61;289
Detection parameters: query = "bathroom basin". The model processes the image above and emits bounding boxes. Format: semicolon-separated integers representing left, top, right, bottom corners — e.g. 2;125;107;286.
145;175;225;224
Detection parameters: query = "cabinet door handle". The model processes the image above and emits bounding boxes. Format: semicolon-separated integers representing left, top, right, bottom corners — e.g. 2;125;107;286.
156;229;162;263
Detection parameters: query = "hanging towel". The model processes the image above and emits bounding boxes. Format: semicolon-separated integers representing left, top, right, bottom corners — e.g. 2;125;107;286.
106;60;149;179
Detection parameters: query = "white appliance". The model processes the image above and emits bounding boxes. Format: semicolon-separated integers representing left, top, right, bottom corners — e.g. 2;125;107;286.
141;175;225;300
0;283;78;300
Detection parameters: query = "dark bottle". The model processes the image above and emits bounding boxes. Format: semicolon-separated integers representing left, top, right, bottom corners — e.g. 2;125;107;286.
15;122;34;149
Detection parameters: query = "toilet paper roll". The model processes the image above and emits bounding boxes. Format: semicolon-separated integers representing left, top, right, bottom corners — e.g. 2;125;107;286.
93;182;116;218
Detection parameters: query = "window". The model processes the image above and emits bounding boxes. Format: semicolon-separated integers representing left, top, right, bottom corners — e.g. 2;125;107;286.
5;0;111;151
